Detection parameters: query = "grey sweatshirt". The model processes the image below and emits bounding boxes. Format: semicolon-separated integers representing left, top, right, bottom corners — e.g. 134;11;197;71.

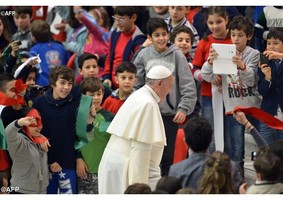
202;46;262;113
133;44;197;116
5;120;49;194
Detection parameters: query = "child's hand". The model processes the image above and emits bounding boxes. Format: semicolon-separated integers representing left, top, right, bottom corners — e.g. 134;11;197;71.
142;39;152;48
76;158;88;179
259;64;271;80
39;137;51;152
173;111;186;124
239;182;247;194
103;79;112;88
10;40;20;57
50;162;62;173
17;117;37;127
264;50;283;60
232;54;245;70
55;23;66;31
27;58;39;66
208;46;218;65
87;104;96;124
232;111;248;125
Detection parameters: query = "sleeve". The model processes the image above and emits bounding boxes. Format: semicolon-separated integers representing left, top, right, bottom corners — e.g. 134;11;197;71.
80;15;103;41
201;61;215;82
102;34;113;80
239;50;260;87
257;64;272;96
128;140;152;185
176;54;197;115
249;128;268;148
133;50;146;90
5;120;24;157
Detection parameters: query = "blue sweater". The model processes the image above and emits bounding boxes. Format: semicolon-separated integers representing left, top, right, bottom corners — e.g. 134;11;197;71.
258;60;283;115
32;85;81;170
29;42;70;86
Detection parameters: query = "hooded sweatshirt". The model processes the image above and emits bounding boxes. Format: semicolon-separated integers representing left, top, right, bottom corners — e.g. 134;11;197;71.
133;44;197;116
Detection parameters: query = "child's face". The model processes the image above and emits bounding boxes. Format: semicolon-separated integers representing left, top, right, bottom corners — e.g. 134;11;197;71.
152;6;168;14
25;72;37;90
174;32;192;55
169;6;189;24
28;125;42;138
115;71;136;93
113;14;136;34
79;59;99;79
86;88;103;111
3;80;17;99
148;28;169;53
231;29;251;52
0;19;3;37
13;13;31;31
52;78;73;100
267;38;283;53
206;14;228;39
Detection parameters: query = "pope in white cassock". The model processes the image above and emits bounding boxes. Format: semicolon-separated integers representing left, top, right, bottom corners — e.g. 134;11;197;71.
98;65;174;194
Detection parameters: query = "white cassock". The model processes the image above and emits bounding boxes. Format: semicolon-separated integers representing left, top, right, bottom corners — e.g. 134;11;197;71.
98;85;166;194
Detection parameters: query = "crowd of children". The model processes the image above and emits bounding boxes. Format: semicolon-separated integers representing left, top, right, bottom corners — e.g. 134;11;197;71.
0;5;283;194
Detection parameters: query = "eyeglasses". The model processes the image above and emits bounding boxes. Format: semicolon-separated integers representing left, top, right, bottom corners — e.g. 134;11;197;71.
112;15;127;24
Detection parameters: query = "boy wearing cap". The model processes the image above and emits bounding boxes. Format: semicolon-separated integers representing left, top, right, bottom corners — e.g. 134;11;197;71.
133;18;197;176
98;65;174;194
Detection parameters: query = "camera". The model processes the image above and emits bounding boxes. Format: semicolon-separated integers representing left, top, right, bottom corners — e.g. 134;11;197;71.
12;40;22;46
30;86;49;98
251;151;257;161
260;53;269;65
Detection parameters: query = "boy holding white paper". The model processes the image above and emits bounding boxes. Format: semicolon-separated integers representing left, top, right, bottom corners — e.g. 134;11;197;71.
201;16;262;178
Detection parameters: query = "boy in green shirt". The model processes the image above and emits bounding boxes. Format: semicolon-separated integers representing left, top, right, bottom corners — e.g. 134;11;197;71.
76;77;114;194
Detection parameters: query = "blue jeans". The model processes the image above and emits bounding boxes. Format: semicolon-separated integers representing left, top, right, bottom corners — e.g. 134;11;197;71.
259;121;283;144
201;96;215;153
227;115;259;169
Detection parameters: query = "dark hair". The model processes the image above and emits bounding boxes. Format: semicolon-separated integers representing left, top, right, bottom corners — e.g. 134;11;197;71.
229;16;254;38
267;28;283;42
155;176;182;194
170;25;195;44
114;6;139;17
203;6;229;40
49;66;75;87
30;20;50;43
0;72;15;92
184;117;213;152
258;140;283;183
147;17;168;36
115;61;137;75
78;53;98;69
67;6;82;29
0;15;12;51
124;183;152;194
254;152;281;181
80;77;104;94
13;6;33;17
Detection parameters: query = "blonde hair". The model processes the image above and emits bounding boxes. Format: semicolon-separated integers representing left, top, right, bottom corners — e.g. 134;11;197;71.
198;151;236;194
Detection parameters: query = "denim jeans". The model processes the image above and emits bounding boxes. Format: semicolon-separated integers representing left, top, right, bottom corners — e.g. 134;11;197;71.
259;121;283;144
201;96;215;153
227;115;259;172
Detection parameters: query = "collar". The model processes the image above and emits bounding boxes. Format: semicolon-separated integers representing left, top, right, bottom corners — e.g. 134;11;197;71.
144;85;160;103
